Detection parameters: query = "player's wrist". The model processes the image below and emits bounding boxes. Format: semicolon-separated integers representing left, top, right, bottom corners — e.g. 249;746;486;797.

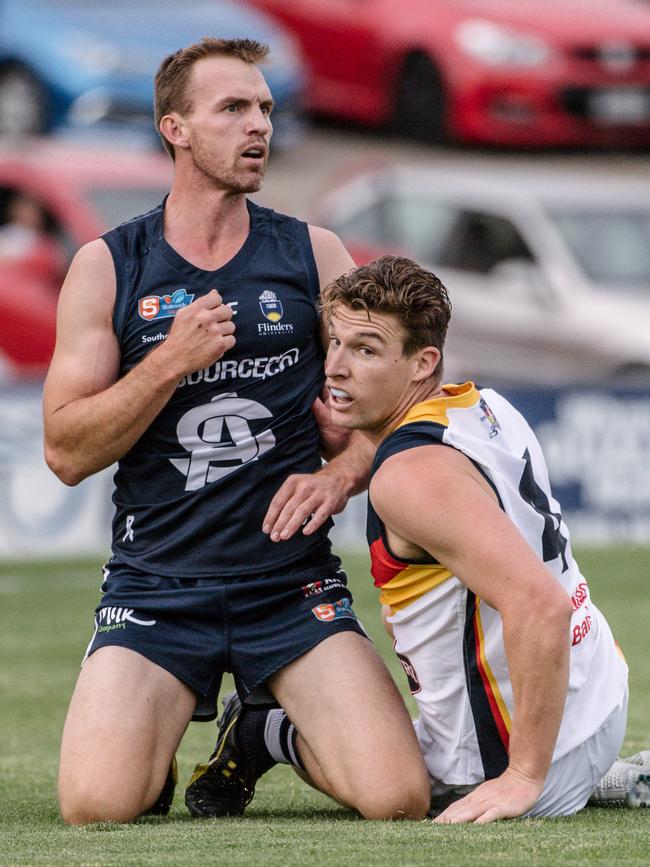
318;458;368;497
140;341;186;388
505;760;548;790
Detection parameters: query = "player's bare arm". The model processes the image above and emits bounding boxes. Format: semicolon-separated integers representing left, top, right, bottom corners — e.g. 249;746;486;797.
43;240;235;485
371;444;574;823
263;226;374;541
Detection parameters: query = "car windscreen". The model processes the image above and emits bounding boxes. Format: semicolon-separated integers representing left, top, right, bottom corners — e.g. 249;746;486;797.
86;186;167;231
549;208;650;293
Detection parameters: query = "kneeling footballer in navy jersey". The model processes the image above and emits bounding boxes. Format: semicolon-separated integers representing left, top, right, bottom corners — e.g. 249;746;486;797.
43;41;429;824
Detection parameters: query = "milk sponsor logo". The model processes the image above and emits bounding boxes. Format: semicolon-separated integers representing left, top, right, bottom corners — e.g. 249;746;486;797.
96;606;156;633
170;392;275;491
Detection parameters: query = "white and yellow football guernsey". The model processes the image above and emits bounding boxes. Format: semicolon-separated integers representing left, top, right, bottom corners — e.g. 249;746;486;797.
367;382;628;788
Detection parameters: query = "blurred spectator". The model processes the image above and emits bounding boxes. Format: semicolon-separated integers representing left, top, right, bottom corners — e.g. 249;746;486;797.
0;190;65;293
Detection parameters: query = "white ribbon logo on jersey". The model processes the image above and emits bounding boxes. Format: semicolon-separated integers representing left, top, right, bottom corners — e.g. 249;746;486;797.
170;392;276;491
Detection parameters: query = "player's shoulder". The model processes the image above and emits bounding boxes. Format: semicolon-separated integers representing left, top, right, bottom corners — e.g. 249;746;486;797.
306;225;355;287
67;238;115;278
307;224;346;252
58;239;116;317
373;439;471;504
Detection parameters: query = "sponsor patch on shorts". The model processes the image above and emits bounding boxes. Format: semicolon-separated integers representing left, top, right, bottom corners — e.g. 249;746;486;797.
301;577;346;598
96;606;156;634
311;597;356;622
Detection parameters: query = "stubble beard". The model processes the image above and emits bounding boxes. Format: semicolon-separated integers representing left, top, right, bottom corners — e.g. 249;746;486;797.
190;133;267;194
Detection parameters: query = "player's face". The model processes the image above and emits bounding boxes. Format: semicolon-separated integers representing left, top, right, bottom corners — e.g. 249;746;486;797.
325;305;426;439
181;55;273;193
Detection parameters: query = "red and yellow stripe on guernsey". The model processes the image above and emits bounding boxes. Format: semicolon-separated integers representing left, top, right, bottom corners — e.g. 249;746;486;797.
464;592;512;777
474;599;511;747
370;537;453;611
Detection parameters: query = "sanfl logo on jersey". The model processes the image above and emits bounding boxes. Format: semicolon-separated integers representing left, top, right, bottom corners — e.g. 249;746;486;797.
139;288;195;321
170;392;276;491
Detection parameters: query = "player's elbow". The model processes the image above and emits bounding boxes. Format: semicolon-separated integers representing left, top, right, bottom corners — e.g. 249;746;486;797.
534;587;574;641
44;443;86;487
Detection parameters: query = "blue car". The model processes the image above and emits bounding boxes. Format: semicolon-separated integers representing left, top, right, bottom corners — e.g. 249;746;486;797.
0;0;306;146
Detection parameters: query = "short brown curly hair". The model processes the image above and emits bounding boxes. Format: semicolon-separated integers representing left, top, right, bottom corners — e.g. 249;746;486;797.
321;255;452;377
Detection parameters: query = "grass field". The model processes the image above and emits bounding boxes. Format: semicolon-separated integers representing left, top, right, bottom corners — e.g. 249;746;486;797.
1;547;648;866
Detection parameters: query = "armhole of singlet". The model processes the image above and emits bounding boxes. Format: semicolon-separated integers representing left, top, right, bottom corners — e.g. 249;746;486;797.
294;220;320;306
378;426;505;512
102;231;129;341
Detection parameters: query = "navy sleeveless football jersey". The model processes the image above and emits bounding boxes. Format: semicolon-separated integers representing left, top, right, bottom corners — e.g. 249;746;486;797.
102;198;332;576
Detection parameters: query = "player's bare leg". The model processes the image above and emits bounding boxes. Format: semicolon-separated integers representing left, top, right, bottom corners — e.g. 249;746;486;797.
268;632;430;819
58;646;196;824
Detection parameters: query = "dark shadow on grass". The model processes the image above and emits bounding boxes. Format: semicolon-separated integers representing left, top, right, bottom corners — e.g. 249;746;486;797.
134;806;359;825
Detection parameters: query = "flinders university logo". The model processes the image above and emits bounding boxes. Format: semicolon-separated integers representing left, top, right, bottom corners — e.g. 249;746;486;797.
258;290;294;335
259;289;283;322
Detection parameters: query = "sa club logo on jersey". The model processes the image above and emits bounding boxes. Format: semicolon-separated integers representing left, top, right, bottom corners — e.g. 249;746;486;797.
138;288;195;321
259;289;283;322
170;392;276;491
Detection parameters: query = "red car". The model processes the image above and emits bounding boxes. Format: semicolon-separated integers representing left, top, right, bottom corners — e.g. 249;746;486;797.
247;0;650;147
0;141;172;380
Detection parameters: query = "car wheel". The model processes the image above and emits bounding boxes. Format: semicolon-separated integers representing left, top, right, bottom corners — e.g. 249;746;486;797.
393;53;447;144
0;64;50;135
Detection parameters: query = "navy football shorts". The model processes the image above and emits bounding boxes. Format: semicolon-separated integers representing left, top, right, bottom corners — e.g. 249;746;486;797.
84;554;367;720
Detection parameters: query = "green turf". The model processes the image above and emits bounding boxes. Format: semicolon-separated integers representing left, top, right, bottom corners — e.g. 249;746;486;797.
0;548;648;866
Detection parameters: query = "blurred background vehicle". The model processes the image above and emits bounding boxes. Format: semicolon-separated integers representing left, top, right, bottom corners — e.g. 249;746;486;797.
0;140;172;381
246;0;650;148
314;162;650;386
0;0;306;147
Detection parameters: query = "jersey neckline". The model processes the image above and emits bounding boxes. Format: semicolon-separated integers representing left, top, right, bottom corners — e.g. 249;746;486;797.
395;381;479;432
154;196;262;278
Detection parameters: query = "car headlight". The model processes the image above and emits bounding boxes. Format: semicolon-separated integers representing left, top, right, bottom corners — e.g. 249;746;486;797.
455;19;553;68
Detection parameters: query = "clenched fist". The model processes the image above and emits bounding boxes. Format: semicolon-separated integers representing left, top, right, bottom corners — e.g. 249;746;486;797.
154;289;236;377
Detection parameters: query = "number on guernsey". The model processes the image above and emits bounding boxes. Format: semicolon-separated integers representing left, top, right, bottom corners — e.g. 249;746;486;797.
518;448;568;572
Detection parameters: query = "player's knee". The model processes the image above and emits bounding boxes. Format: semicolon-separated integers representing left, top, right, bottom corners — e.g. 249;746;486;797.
354;779;430;821
59;781;146;825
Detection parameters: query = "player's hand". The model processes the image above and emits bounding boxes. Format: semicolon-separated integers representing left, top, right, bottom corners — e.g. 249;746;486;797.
156;289;235;375
312;387;351;461
433;767;544;824
262;468;350;541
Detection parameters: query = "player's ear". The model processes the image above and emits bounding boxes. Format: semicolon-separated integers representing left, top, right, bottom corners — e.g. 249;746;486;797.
159;113;190;152
412;347;440;382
